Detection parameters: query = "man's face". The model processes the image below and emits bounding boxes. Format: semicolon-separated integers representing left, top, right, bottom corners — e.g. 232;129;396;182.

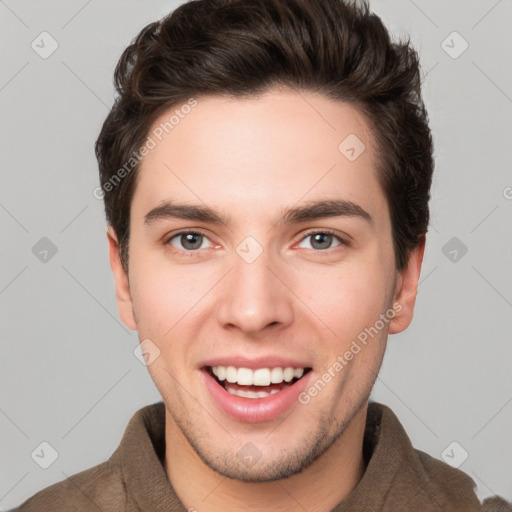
110;88;418;481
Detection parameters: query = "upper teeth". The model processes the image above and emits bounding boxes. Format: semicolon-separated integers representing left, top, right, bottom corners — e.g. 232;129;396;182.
211;366;305;386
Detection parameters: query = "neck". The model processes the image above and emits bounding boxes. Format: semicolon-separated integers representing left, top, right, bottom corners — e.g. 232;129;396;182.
164;404;368;512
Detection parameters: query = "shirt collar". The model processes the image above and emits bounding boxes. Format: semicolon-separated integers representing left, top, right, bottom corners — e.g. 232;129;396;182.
112;400;480;511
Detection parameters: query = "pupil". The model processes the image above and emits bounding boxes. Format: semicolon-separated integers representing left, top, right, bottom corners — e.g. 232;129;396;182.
312;233;331;250
182;233;202;250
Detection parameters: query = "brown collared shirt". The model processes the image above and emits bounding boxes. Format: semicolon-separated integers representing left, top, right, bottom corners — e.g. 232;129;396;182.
14;401;511;511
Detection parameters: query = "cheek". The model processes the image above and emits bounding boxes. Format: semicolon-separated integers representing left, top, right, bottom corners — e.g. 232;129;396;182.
130;271;197;382
302;263;390;339
129;251;217;340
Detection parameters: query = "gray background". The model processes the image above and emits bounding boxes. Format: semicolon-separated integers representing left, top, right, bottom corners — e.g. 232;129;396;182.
1;0;511;508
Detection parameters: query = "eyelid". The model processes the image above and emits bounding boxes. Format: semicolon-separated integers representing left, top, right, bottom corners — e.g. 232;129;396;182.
300;228;349;240
164;228;211;243
297;228;350;249
164;229;217;253
164;228;350;254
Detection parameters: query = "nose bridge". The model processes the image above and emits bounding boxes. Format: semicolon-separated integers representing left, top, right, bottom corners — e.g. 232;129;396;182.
215;238;294;334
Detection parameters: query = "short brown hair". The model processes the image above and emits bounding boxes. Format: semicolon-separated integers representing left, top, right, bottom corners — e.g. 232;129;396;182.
95;0;434;271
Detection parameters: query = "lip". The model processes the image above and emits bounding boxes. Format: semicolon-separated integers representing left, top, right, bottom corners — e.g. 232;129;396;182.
201;367;313;423
199;356;312;370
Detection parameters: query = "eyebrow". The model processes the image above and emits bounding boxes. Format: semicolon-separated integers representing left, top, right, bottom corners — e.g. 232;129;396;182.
144;199;373;227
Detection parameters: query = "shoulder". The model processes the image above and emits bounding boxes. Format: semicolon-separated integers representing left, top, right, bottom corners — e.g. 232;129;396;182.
481;496;512;511
369;402;510;511
414;448;479;499
12;402;167;512
414;448;512;511
13;457;127;512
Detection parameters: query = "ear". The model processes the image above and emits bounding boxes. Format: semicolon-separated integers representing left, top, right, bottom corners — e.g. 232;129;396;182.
388;235;426;334
107;227;137;330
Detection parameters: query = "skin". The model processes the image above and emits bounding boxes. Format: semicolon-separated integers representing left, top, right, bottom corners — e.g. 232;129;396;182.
108;87;425;512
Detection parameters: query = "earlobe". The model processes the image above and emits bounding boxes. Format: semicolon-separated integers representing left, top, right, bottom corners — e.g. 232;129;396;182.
107;227;137;330
388;235;426;335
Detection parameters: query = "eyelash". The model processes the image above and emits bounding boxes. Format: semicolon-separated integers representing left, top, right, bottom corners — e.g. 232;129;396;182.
164;229;349;256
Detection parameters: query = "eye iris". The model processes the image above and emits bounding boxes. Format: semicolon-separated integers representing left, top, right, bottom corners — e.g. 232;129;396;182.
181;233;202;250
311;233;332;250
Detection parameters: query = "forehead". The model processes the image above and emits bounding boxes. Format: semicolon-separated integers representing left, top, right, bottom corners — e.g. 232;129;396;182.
132;88;387;227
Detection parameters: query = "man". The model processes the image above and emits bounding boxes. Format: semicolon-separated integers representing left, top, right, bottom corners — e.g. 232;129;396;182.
14;0;511;510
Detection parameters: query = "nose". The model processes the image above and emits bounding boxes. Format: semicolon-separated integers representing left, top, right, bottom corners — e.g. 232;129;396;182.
215;244;294;336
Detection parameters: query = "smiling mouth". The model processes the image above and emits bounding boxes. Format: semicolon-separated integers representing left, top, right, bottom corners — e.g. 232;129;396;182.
205;365;313;399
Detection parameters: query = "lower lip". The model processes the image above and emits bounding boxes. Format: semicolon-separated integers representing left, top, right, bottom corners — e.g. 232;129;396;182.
202;370;312;423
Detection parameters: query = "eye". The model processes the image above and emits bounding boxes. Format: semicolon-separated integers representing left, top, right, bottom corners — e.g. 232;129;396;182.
165;229;347;254
297;230;346;251
167;231;213;252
